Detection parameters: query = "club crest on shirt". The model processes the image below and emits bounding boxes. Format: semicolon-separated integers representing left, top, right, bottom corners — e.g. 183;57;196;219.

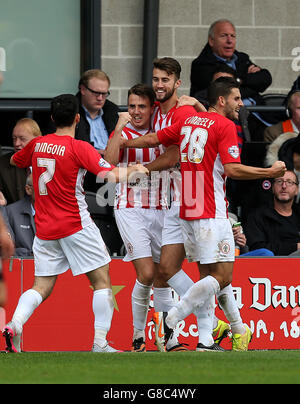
218;241;231;255
228;145;239;159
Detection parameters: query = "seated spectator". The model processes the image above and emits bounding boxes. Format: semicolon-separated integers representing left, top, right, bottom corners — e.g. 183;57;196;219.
0;118;41;206
229;213;274;257
190;19;272;140
1;173;35;257
244;170;300;256
264;90;300;143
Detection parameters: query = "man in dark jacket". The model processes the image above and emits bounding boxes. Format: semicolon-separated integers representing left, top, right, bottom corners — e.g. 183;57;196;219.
76;69;120;192
244;170;300;255
190;19;272;103
76;69;119;154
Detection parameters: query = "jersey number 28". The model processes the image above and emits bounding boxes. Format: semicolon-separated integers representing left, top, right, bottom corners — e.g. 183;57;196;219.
180;126;208;164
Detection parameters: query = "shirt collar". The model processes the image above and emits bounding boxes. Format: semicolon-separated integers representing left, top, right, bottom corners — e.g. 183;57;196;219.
82;105;103;119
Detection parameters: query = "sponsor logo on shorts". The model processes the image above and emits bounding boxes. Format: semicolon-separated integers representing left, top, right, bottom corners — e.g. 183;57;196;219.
219;241;231;255
127;242;134;255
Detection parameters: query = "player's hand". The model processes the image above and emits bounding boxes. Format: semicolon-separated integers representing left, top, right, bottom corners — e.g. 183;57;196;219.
131;164;149;176
270;161;287;178
177;95;207;112
116;112;132;132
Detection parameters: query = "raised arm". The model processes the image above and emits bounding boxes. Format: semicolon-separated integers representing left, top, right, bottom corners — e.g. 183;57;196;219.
104;112;132;165
224;161;286;180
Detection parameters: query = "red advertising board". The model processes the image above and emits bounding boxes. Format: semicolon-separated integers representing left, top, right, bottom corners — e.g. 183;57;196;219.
0;257;299;352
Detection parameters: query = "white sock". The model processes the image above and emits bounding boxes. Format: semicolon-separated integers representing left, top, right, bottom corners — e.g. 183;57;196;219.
153;287;175;312
168;270;216;343
166;275;220;329
217;284;245;335
131;280;152;333
196;295;215;346
93;288;114;346
167;270;194;297
12;289;43;333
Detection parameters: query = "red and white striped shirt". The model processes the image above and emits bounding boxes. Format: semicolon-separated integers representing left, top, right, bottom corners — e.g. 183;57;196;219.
113;124;167;209
151;102;197;203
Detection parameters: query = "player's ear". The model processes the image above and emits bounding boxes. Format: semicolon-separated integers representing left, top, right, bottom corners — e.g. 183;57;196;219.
219;96;226;107
75;113;80;124
175;79;181;89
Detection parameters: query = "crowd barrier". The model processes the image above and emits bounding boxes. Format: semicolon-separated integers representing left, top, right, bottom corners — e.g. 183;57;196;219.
0;257;299;352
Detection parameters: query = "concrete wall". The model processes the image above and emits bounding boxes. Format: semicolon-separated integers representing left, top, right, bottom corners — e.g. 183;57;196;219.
101;0;300;105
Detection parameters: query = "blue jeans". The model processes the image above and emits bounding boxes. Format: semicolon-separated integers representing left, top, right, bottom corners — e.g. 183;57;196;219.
240;248;274;257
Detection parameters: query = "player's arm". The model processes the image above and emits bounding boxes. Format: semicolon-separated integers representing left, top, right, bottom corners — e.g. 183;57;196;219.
104;112;131;165
145;145;179;172
105;164;149;183
121;132;160;149
224;161;286;180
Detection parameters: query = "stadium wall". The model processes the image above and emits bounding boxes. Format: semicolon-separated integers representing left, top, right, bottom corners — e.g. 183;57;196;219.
101;0;300;105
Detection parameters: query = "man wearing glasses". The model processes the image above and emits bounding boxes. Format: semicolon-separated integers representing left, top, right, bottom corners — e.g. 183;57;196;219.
76;69;119;156
76;69;119;193
244;170;300;256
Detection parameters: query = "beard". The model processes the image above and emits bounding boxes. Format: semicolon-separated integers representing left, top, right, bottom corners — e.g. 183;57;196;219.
155;87;175;103
274;194;295;204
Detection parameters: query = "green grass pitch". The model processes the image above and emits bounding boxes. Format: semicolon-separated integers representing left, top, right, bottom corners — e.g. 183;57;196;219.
1;350;300;384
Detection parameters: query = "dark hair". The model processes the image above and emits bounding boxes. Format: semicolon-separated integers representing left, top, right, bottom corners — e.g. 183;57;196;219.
51;94;79;128
127;83;156;106
213;64;237;79
207;77;240;107
292;140;300;155
153;57;181;80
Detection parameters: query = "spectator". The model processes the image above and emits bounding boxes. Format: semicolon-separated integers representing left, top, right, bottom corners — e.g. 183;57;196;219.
2;173;35;257
75;69;120;193
264;91;300;143
244;170;300;256
0;118;41;206
190;19;272;140
76;69;119;154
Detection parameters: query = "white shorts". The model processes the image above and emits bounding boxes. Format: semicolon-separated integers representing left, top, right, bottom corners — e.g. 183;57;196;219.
180;218;235;264
33;223;111;277
114;208;164;263
161;203;184;246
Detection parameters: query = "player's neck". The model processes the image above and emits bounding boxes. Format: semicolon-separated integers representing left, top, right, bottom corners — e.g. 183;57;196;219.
208;106;224;116
159;95;178;115
55;126;76;138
